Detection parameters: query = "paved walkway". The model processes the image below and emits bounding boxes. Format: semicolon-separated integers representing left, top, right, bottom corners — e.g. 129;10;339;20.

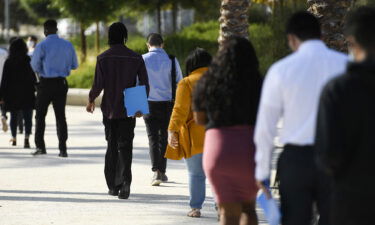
0;106;268;225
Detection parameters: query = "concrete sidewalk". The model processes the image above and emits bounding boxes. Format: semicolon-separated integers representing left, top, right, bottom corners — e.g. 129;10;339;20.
0;106;268;225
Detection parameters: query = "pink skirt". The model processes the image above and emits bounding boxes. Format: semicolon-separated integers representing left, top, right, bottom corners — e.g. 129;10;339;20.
203;125;258;203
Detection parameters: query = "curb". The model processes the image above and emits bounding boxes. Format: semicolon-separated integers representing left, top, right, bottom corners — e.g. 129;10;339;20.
67;88;102;106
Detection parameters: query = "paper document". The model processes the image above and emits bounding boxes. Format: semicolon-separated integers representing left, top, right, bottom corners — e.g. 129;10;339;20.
257;189;281;225
123;85;149;117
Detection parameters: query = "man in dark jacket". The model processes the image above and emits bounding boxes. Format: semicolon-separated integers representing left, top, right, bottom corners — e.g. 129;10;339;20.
87;22;149;200
315;6;375;225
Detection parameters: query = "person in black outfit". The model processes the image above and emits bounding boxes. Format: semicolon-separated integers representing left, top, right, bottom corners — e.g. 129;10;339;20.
0;38;36;148
87;22;149;199
315;7;375;225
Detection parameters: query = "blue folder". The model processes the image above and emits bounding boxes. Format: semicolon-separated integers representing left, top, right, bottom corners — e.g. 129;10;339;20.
257;185;281;225
123;85;149;117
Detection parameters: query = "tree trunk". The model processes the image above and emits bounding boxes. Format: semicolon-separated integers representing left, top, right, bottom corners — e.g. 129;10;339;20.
218;0;250;46
156;3;162;34
80;23;87;63
307;0;353;52
95;21;100;53
172;2;178;33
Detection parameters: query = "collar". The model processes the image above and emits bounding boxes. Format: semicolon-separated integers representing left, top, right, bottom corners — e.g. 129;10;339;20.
298;40;327;53
190;67;209;76
46;34;59;39
149;47;165;53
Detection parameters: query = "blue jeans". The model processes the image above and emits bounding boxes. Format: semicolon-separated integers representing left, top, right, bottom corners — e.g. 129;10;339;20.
185;153;206;209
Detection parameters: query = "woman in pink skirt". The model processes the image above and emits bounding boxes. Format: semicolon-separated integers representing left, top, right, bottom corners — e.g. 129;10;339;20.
193;37;262;225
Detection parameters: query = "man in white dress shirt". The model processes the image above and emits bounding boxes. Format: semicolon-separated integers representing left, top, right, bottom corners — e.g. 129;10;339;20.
254;12;348;225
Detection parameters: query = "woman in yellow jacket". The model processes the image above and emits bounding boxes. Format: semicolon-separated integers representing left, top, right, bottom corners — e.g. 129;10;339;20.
166;48;212;218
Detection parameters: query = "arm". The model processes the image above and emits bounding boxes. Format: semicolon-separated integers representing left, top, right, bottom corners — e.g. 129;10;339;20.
0;60;10;100
254;66;283;182
315;83;346;176
175;58;183;82
30;43;44;74
88;59;104;104
137;58;150;96
168;80;191;132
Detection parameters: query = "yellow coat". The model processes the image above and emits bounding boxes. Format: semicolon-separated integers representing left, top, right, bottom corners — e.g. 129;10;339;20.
165;67;208;160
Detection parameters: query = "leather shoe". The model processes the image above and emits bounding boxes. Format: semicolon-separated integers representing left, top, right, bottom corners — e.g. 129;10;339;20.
118;184;130;199
31;148;46;156
58;151;68;158
108;188;119;196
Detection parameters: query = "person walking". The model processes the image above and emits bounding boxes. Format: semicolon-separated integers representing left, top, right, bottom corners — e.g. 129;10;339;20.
87;22;149;200
254;12;348;225
27;35;38;57
166;48;212;218
0;38;36;148
31;19;78;157
0;46;8;132
315;7;375;225
142;33;183;186
193;37;262;225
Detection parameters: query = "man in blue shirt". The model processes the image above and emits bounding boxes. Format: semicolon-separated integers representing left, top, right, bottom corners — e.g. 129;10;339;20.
31;19;78;157
142;33;183;186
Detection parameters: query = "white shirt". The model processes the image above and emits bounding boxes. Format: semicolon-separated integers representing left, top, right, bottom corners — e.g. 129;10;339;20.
254;40;348;181
0;48;8;85
142;47;183;101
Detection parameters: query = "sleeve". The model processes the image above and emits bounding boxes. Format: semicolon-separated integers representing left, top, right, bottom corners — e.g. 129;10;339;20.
175;58;183;82
30;43;44;74
70;43;78;70
88;58;104;103
137;57;150;96
168;79;191;132
315;82;347;176
254;65;283;181
0;60;10;99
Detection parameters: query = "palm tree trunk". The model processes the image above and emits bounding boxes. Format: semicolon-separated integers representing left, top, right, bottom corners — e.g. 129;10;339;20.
308;0;353;52
218;0;250;46
172;2;178;33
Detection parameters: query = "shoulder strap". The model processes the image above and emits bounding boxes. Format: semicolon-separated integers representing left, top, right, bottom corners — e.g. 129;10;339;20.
169;54;177;102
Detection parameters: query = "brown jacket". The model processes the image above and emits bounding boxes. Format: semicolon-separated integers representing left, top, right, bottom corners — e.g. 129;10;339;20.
166;67;207;160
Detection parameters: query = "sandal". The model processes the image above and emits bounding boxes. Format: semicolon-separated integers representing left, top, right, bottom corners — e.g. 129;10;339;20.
187;208;201;218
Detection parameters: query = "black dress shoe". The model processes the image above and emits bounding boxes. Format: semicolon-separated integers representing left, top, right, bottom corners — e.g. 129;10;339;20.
32;148;46;156
58;151;68;158
24;139;30;149
118;184;130;199
108;189;120;196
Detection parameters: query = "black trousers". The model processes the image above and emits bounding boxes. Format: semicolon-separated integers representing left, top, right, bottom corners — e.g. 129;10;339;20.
103;117;136;190
35;78;68;152
278;144;331;225
143;101;173;173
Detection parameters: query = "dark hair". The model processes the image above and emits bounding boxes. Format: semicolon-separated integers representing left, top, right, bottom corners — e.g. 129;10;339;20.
185;48;212;75
147;33;164;46
8;38;28;59
345;6;375;54
108;22;128;45
9;36;18;44
193;37;262;127
286;11;321;41
44;19;58;30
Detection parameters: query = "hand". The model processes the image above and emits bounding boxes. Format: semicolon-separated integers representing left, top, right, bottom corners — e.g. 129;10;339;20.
168;131;179;149
86;102;95;113
256;180;272;200
133;111;143;118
